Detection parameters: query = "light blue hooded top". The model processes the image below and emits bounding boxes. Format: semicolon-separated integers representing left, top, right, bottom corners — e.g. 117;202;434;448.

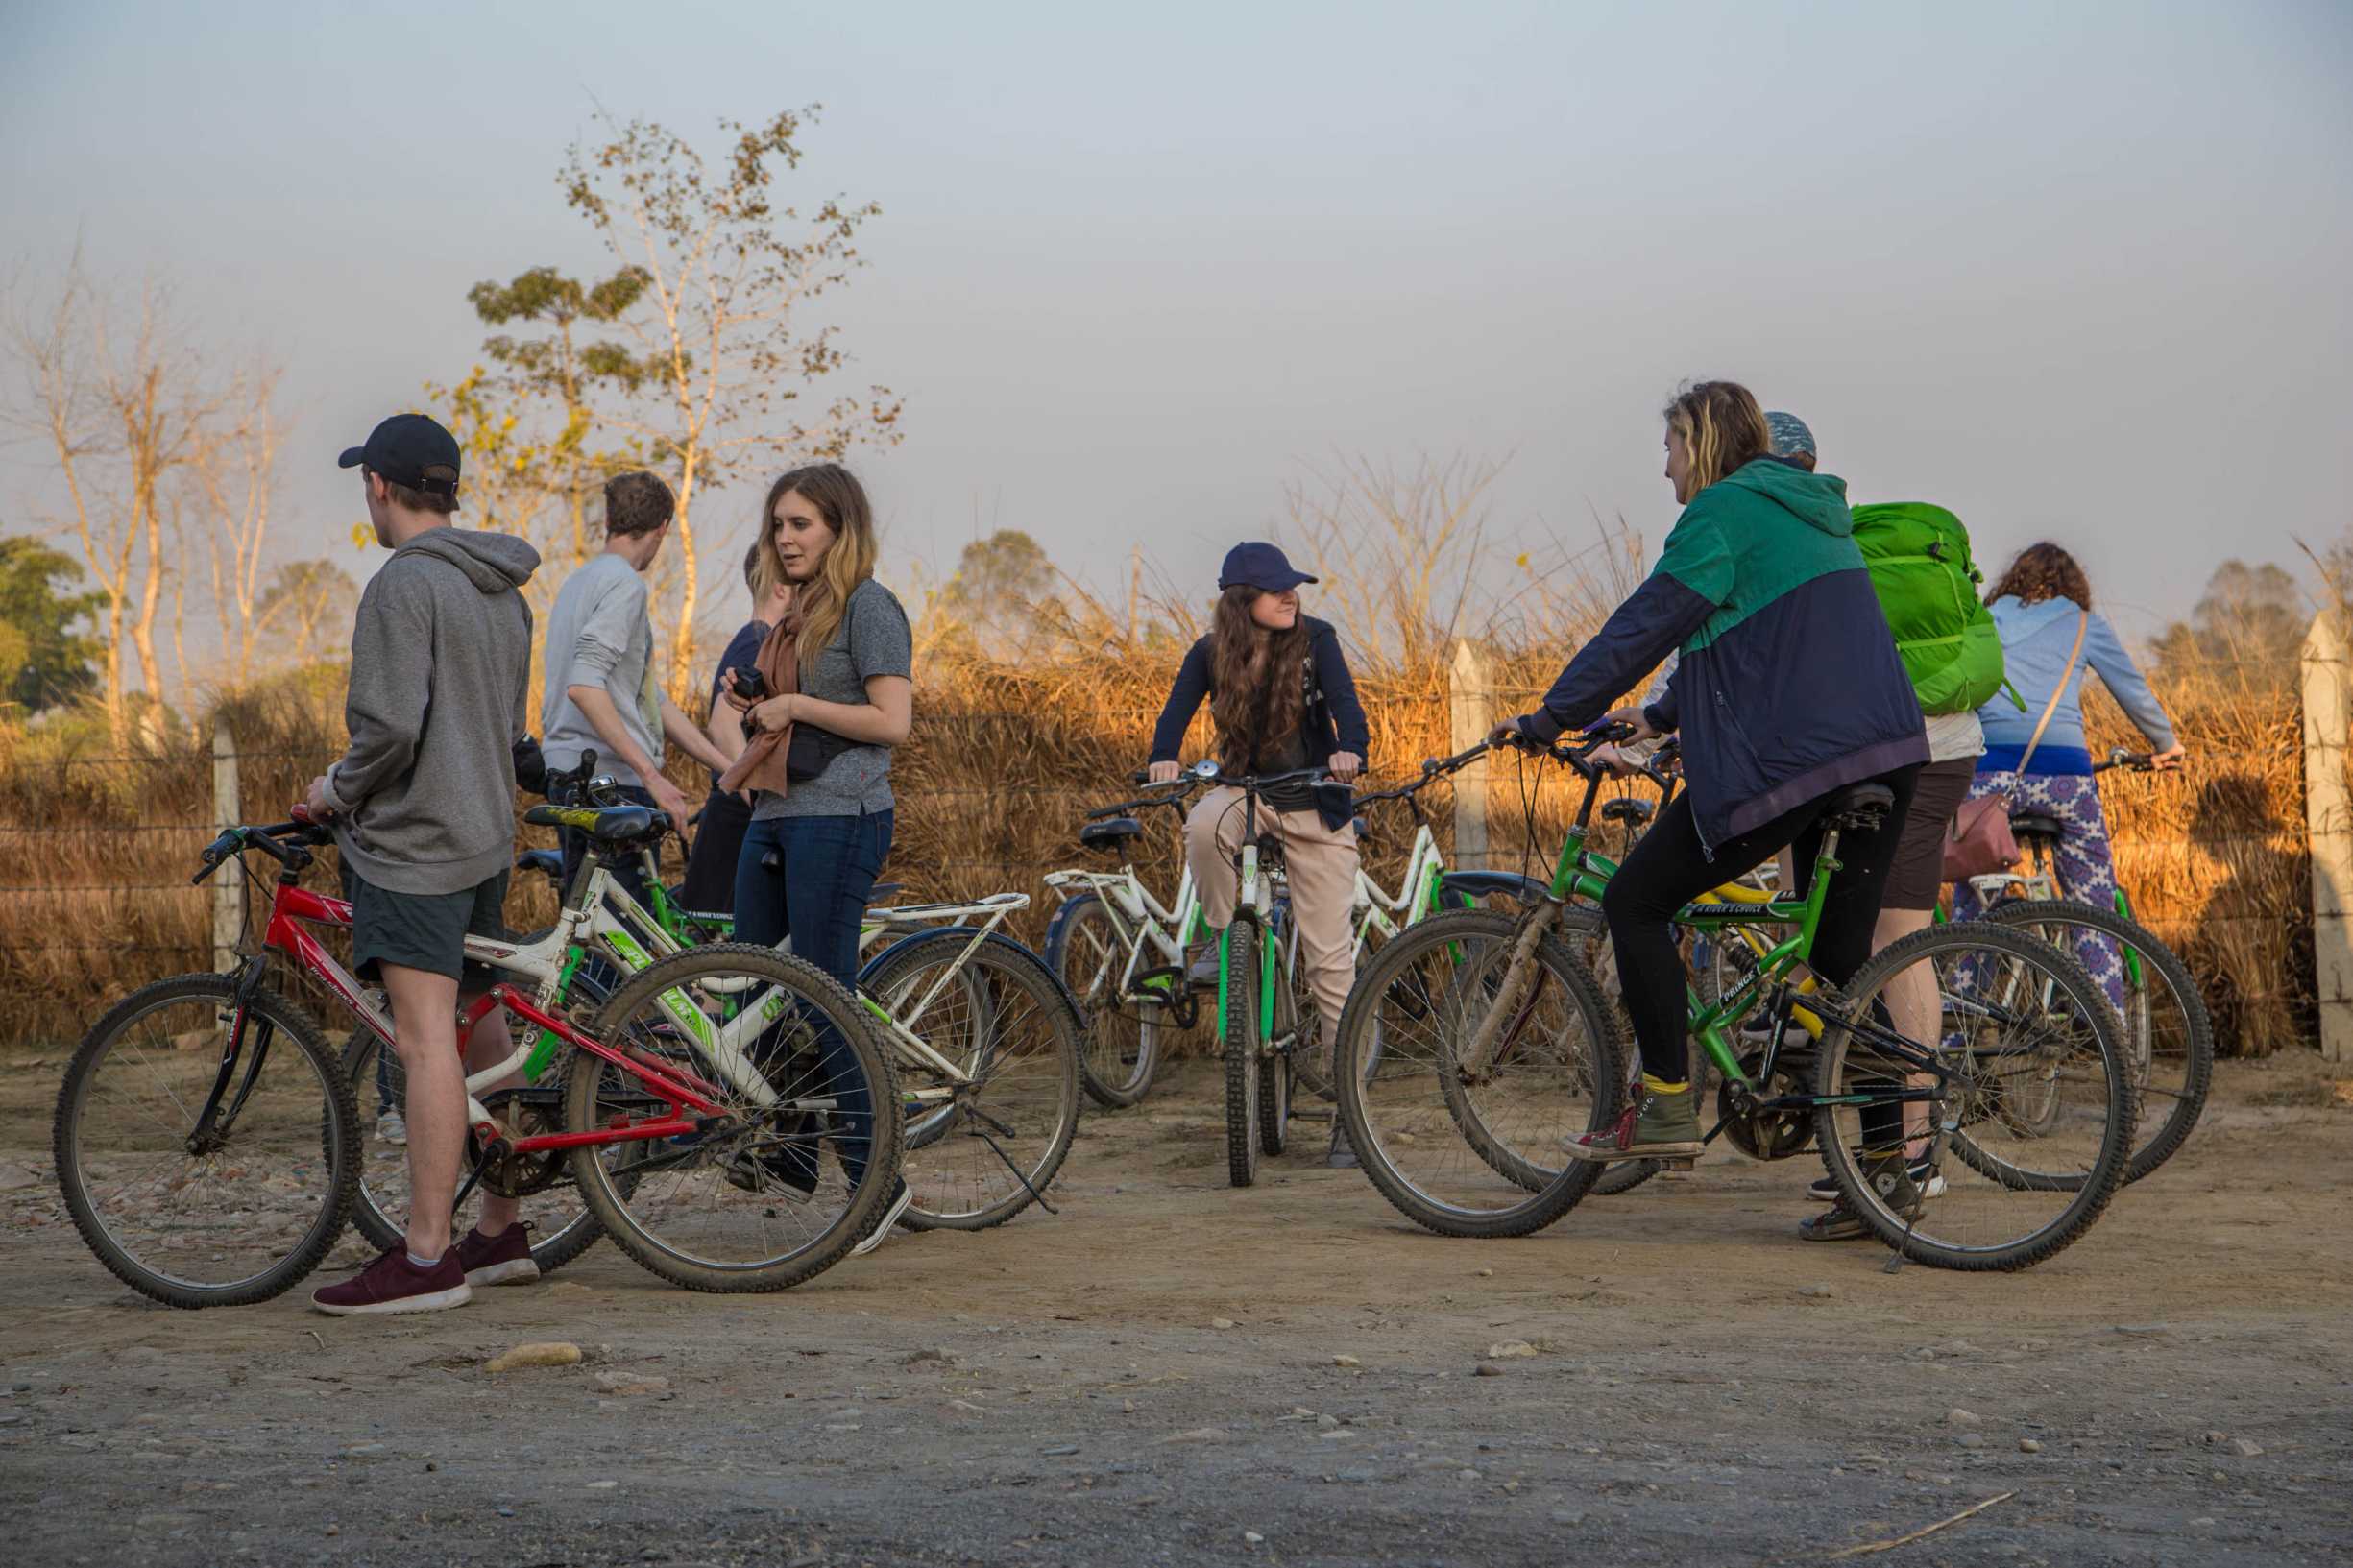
1975;595;2175;775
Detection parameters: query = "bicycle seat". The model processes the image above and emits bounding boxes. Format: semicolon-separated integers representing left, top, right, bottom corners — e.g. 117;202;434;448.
522;803;664;843
1600;798;1655;830
514;848;565;881
1821;782;1897;829
1079;816;1145;854
2008;811;2065;841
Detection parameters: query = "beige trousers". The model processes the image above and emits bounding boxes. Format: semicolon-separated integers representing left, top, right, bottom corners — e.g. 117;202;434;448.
1184;786;1360;1035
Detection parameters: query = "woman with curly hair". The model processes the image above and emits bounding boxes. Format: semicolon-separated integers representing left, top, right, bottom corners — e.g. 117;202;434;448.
1951;543;2185;1001
1147;543;1369;1159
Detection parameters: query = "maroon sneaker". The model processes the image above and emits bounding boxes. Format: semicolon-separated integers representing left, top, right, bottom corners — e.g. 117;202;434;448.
453;1224;540;1287
310;1248;473;1316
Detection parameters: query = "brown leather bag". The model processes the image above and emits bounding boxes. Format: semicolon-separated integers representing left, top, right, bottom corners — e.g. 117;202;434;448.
1942;609;2088;882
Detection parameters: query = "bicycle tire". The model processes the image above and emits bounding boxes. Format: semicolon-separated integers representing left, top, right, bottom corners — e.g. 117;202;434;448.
339;1026;607;1277
1979;899;2213;1183
860;928;1081;1230
566;943;905;1293
1225;915;1263;1188
1044;893;1161;1108
55;974;358;1309
1815;923;2135;1271
1333;909;1621;1239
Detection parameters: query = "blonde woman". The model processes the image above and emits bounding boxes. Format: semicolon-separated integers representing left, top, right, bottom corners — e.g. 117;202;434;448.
718;462;914;1244
1492;381;1927;1186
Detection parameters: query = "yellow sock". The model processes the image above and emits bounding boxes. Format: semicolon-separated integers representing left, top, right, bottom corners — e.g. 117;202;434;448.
1640;1073;1689;1096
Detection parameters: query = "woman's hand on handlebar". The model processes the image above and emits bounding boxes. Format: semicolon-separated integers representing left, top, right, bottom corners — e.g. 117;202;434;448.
1596;705;1662;745
2150;744;2186;772
1146;760;1182;785
1327;751;1361;783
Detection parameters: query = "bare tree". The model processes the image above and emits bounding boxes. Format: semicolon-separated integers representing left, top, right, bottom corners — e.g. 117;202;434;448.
191;362;286;687
559;106;904;697
6;259;213;745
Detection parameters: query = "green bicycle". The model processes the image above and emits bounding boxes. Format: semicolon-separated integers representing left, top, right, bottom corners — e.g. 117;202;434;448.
1331;725;2140;1271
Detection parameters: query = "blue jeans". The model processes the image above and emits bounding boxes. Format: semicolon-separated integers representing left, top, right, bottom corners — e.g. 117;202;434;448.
733;809;895;1186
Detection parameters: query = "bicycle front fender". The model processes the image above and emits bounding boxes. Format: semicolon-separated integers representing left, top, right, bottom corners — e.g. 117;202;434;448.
1438;871;1550;909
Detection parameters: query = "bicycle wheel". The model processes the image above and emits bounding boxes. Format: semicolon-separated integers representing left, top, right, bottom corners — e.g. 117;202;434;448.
1224;915;1263;1188
861;929;1081;1230
1045;893;1161;1108
54;974;357;1309
565;943;904;1292
340;1024;605;1277
1815;923;2134;1271
1332;909;1621;1239
1980;900;2213;1183
1274;898;1335;1101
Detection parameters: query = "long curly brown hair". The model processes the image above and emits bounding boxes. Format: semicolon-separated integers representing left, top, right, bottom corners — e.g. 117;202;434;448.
1208;586;1310;772
1986;543;2092;611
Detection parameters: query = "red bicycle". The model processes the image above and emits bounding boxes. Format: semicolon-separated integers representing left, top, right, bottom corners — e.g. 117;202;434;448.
52;811;904;1308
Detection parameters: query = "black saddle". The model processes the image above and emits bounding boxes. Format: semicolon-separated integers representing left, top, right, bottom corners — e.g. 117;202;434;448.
522;803;665;843
514;848;565;881
1079;816;1144;855
1600;798;1655;830
2009;811;2065;841
1822;782;1897;829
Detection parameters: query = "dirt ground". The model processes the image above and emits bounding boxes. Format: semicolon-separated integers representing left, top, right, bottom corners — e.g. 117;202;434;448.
3;1048;2350;1568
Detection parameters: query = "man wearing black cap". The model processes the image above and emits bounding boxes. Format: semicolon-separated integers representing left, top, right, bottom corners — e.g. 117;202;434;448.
302;413;543;1315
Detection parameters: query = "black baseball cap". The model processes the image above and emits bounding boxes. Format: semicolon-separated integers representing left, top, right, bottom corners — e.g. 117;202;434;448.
338;413;461;499
1217;541;1317;593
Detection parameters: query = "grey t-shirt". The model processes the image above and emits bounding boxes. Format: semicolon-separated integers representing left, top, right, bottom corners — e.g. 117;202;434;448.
752;577;912;820
540;553;662;787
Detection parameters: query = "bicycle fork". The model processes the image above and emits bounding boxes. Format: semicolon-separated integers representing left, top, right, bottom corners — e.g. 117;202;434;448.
188;951;280;1155
1457;899;1559;1078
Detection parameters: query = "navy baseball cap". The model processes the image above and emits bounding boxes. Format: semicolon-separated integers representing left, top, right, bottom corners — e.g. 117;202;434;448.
339;413;461;499
1218;542;1318;593
1764;411;1816;462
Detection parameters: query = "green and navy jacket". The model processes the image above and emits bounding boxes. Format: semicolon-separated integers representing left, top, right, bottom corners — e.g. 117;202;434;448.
1516;458;1927;853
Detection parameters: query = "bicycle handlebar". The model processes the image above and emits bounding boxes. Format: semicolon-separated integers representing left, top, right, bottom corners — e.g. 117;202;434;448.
191;819;335;883
2093;748;2158;774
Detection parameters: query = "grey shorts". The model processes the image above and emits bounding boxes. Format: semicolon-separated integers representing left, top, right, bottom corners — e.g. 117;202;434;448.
1883;757;1979;912
342;866;512;987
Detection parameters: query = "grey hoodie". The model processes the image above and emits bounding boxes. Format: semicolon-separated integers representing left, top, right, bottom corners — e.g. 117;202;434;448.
323;526;541;896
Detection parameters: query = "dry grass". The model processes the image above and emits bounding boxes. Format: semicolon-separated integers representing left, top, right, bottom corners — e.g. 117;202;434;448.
0;504;2324;1058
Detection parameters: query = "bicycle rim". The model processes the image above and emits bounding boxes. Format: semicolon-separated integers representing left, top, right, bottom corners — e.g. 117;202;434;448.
1333;910;1618;1238
567;943;904;1292
1816;924;2135;1270
863;929;1080;1229
1980;900;2212;1183
1053;896;1159;1106
55;975;357;1308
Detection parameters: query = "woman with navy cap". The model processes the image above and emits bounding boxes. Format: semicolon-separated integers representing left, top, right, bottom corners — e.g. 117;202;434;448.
1147;543;1370;1146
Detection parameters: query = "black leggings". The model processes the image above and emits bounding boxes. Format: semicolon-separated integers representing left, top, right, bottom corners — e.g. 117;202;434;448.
1599;766;1921;1088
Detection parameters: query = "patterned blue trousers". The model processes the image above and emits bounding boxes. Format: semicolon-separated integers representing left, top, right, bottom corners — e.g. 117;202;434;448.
1950;770;2126;1010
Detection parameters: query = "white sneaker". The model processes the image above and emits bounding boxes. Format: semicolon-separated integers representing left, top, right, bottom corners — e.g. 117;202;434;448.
376;1110;408;1146
850;1182;915;1257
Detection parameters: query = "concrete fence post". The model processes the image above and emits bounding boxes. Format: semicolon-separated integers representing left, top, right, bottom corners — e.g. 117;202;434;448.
212;720;241;972
1448;640;1492;871
2302;611;2352;1062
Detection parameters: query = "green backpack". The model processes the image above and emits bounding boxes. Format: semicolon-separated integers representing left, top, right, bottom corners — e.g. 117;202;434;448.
1851;502;2011;716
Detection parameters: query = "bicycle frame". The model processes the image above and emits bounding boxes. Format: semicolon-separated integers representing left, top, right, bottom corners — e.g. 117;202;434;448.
1043;859;1208;1012
1347;818;1460;954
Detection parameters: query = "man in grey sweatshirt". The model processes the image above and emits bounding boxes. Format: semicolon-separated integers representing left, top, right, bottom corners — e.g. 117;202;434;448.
302;412;542;1316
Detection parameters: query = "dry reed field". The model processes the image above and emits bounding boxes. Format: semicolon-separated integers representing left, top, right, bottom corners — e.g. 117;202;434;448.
0;627;2317;1059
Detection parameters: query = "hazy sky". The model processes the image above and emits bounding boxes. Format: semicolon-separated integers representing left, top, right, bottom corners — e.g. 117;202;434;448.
6;0;2350;645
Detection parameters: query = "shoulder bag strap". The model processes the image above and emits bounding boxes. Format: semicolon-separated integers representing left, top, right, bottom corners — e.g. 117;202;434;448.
2013;609;2090;778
